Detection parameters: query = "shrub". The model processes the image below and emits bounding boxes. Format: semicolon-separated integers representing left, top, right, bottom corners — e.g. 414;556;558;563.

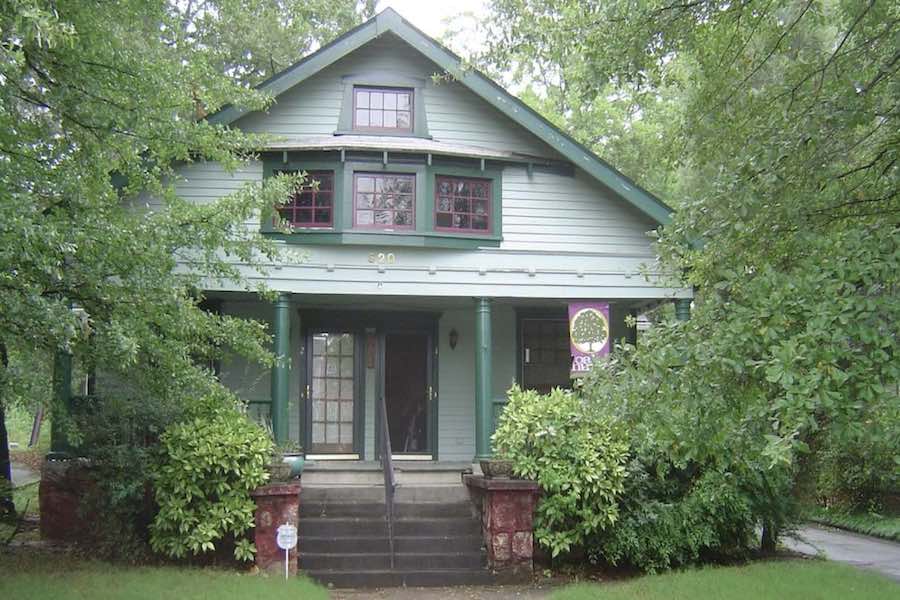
492;385;629;557
149;407;272;562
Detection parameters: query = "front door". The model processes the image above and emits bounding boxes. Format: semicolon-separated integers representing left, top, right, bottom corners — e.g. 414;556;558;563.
383;332;433;456
307;332;358;455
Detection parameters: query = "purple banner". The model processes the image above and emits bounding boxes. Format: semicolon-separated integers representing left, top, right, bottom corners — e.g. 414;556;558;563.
568;302;610;375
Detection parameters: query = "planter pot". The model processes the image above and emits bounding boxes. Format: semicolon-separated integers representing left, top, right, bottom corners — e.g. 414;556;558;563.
283;453;305;478
480;459;514;479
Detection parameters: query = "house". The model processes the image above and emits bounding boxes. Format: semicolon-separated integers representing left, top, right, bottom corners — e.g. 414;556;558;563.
182;8;690;466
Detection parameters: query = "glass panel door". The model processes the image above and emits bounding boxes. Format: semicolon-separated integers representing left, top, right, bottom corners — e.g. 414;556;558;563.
309;332;356;454
521;318;571;394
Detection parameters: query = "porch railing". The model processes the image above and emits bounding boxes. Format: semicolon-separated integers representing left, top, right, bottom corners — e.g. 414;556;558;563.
378;394;397;569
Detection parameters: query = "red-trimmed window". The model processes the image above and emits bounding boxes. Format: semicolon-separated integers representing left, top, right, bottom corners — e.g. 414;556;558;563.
353;86;413;133
434;176;491;233
277;170;334;228
353;172;415;229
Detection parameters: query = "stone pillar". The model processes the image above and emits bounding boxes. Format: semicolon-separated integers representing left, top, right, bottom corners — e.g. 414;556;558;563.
271;293;291;445
39;459;93;541
675;297;692;321
474;297;493;461
251;482;301;575
464;474;539;573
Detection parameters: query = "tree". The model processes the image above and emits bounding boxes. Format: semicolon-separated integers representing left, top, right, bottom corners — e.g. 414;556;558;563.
480;0;900;550
0;1;342;520
171;0;375;89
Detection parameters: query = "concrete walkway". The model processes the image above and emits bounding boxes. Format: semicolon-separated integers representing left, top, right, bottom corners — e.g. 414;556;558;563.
10;461;40;488
784;525;900;582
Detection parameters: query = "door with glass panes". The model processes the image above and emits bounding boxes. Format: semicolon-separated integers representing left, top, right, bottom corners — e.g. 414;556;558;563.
306;332;359;455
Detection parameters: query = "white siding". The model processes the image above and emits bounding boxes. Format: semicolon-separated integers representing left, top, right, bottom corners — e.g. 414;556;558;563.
437;304;516;461
236;34;560;159
501;167;658;255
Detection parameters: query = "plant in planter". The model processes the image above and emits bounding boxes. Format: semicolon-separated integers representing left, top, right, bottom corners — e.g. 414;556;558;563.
267;440;305;482
480;456;515;479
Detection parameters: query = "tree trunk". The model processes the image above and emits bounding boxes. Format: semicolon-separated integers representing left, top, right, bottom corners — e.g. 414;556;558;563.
761;520;777;554
0;342;15;519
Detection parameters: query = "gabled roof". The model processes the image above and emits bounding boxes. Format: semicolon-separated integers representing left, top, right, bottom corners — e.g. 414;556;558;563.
208;8;673;225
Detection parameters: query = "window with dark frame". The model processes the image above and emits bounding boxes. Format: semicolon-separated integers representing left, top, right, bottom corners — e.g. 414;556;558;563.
434;175;491;233
353;86;413;132
276;170;334;228
353;172;415;229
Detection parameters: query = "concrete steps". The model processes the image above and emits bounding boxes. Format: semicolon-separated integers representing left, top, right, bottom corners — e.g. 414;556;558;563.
298;465;495;587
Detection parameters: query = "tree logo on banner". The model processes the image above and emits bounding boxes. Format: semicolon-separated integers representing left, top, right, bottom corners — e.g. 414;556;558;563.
570;307;609;354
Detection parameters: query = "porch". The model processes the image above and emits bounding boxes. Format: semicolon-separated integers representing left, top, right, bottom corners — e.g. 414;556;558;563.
207;292;684;463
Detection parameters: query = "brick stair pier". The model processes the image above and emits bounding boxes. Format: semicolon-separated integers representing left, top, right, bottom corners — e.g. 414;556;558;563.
298;461;508;588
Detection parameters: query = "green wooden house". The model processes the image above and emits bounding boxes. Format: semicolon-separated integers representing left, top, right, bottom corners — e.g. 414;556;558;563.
183;8;689;465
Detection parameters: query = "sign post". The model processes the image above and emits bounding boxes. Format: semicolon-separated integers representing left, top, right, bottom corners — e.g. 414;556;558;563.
276;522;298;580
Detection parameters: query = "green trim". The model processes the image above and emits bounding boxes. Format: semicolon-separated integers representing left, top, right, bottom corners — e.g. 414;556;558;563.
262;156;502;247
271;293;291;445
474;297;493;461
207;8;673;226
675;298;692;321
264;231;500;248
426;164;502;238
49;350;74;457
337;74;430;137
262;158;346;233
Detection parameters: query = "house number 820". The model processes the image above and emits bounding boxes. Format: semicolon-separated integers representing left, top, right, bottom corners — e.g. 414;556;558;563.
368;252;396;265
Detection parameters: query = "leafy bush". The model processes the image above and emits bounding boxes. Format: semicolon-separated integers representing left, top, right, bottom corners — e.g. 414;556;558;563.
493;385;629;557
150;407;272;562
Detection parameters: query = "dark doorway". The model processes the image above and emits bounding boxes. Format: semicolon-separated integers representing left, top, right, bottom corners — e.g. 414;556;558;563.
384;333;429;454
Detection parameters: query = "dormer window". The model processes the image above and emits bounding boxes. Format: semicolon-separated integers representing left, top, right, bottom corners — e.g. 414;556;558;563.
353;86;413;133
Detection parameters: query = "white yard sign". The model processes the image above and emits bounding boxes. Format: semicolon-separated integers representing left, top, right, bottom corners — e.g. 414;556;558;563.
276;523;298;580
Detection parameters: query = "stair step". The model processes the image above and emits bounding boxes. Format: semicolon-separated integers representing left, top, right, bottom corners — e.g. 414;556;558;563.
300;517;481;538
301;534;484;554
300;551;484;571
304;568;514;588
300;501;473;519
301;484;471;503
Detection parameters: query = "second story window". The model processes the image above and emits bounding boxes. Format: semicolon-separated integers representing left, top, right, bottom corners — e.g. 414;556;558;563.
354;173;415;229
277;170;334;228
435;176;492;233
353;86;413;133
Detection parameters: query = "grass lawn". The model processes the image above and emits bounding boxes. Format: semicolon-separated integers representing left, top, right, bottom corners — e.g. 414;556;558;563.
0;552;329;600
805;505;900;542
549;560;898;600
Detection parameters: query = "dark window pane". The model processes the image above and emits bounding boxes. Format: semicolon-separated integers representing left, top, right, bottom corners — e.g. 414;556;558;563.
314;209;331;223
472;215;488;230
453;214;470;229
436;212;452;227
438;196;452;211
473;199;488;215
394;211;412;226
296;191;313;207
317;193;332;207
454;198;469;213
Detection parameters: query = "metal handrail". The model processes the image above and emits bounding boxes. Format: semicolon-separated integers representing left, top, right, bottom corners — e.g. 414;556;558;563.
378;394;397;569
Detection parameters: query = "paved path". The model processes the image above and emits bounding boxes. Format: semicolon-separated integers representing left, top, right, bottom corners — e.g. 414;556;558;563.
331;582;560;599
784;525;900;582
10;462;40;488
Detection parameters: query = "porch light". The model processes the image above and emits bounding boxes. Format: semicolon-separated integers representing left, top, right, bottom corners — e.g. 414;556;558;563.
449;328;459;350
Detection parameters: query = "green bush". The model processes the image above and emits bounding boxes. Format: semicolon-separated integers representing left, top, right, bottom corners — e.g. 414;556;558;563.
492;385;629;557
149;407;272;562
